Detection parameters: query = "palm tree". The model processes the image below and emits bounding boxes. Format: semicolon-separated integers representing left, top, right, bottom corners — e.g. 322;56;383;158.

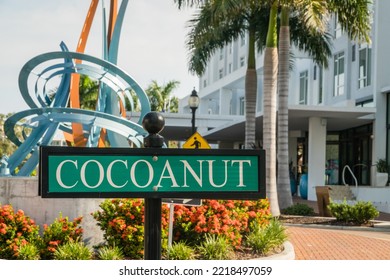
263;1;280;215
275;0;372;210
182;0;267;149
145;80;180;112
176;0;331;215
176;0;371;215
266;0;333;214
277;6;292;210
276;2;330;210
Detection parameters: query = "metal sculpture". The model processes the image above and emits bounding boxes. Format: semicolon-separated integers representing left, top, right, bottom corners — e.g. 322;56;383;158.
0;0;151;176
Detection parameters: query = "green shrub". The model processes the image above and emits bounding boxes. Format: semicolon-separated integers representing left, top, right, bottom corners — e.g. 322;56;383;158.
53;242;92;260
96;245;124;260
40;213;83;259
328;200;351;222
166;241;195;260
0;204;40;259
245;219;287;255
328;200;379;224
281;203;315;216
17;243;40;260
197;234;234;260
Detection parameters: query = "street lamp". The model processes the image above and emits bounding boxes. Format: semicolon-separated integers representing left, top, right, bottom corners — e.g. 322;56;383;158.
188;88;200;134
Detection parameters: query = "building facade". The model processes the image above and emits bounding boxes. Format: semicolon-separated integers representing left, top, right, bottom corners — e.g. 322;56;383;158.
179;1;390;207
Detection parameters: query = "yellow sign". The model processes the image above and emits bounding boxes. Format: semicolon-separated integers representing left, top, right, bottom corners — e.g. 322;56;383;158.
182;132;211;149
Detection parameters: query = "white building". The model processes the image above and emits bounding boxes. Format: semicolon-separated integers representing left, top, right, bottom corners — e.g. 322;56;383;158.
177;1;390;212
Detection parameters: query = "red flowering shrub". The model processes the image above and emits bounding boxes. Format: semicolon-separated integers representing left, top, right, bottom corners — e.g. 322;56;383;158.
39;213;83;259
0;204;40;259
92;198;170;259
92;198;271;258
173;199;271;247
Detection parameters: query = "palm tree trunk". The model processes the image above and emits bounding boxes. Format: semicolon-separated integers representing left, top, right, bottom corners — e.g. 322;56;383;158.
277;7;293;209
245;29;257;149
263;1;280;216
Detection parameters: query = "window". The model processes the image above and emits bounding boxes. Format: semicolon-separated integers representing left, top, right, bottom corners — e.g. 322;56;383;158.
334;52;345;96
318;66;323;104
203;79;207;88
219;48;224;60
228;63;232;74
358;44;372;89
239;97;245;115
356;99;374;107
240;34;246;46
229;43;233;54
219;68;223;79
299;70;308;104
334;14;342;38
240;56;245;67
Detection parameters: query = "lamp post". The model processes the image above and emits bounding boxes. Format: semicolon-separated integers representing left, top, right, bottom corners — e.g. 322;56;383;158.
188;88;200;134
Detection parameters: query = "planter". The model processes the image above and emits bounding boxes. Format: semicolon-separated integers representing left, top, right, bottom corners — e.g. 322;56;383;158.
290;176;297;195
299;174;308;200
376;172;388;186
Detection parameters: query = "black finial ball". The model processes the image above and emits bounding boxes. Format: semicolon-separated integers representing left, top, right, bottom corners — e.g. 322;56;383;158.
142;112;165;134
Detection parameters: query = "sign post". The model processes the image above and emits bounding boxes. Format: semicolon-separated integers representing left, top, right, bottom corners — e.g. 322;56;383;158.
142;112;165;260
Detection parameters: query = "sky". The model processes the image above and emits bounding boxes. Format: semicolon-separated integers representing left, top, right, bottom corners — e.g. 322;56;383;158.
0;0;198;114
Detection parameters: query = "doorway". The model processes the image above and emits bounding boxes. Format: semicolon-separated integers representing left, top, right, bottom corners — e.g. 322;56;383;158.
339;124;373;186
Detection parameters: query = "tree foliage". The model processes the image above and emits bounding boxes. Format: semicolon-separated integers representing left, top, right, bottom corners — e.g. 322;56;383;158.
0;113;19;159
79;75;99;110
145;80;180;112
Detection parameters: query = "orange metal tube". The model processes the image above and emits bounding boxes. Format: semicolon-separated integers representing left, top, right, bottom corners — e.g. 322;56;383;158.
69;0;99;146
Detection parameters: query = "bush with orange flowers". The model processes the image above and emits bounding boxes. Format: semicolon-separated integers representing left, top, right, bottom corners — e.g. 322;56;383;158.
0;204;83;260
92;198;271;259
173;199;271;247
92;198;171;259
0;204;39;259
39;213;83;259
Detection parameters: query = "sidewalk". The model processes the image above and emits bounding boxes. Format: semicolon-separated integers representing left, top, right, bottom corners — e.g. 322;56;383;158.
287;226;390;259
285;197;390;260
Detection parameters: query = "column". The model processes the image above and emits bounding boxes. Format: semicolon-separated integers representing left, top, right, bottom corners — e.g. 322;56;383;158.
307;117;327;200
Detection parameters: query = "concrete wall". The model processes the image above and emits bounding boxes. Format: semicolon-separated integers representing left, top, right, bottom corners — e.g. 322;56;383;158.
0;177;105;247
352;186;390;213
316;185;390;214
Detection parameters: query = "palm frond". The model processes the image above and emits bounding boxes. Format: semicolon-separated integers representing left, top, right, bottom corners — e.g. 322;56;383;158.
186;2;247;75
290;14;333;68
174;0;207;9
292;0;329;33
328;0;372;43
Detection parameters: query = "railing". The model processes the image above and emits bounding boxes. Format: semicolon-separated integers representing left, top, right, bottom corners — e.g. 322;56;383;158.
342;165;358;190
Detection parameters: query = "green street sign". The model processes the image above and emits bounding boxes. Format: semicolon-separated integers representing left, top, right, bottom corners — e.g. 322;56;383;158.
39;146;265;199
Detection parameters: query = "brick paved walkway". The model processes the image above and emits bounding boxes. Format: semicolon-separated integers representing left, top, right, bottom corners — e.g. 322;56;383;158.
287;226;390;260
285;196;390;259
